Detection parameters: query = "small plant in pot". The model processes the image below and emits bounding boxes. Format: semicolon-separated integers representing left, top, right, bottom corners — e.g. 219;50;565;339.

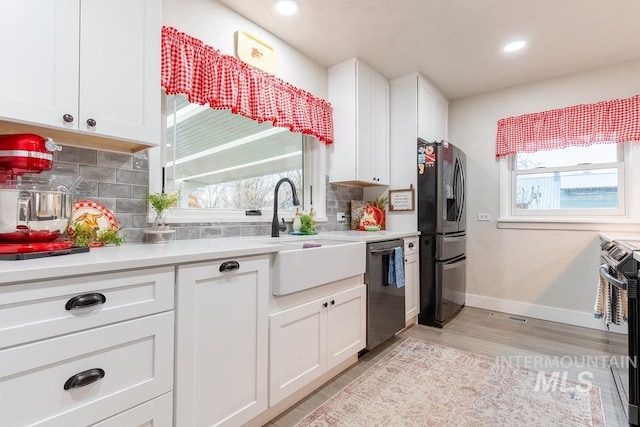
69;222;125;247
145;192;179;243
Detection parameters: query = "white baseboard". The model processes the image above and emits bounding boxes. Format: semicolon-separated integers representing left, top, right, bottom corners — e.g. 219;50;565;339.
466;293;628;334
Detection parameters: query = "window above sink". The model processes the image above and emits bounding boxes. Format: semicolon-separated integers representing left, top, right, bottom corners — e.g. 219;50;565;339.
148;93;327;223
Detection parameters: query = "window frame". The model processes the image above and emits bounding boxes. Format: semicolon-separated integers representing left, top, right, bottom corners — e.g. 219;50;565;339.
147;98;327;224
498;142;640;230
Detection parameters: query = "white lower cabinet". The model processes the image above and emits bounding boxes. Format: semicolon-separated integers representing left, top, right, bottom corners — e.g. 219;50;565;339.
404;237;420;321
175;255;270;427
269;284;366;406
0;267;175;427
0;312;174;427
92;392;173;427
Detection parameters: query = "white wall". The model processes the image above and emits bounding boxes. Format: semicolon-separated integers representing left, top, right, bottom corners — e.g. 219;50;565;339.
162;0;327;98
449;59;640;330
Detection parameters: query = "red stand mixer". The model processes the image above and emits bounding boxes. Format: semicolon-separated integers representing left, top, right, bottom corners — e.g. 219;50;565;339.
0;133;85;259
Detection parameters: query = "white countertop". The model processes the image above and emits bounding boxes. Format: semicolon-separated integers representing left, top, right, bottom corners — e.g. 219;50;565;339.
0;230;420;285
300;230;420;242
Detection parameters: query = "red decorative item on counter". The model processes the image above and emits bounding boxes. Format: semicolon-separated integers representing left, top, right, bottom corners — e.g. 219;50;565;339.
359;205;385;231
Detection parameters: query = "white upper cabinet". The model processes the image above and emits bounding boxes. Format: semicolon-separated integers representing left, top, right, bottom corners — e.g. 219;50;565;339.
387;73;448;231
417;77;449;142
0;0;161;147
328;57;389;186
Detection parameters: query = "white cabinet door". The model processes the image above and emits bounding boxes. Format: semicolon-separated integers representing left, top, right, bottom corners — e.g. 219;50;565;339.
326;284;366;369
80;0;161;145
269;297;327;406
369;68;390;185
176;255;269;427
269;283;367;406
0;0;160;147
418;76;448;142
329;57;389;186
0;0;79;129
404;237;420;322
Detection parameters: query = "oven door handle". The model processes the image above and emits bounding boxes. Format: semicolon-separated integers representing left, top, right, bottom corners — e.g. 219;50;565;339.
599;264;627;290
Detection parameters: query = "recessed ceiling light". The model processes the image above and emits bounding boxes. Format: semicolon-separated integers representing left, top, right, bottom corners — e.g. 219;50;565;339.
503;40;526;53
275;0;300;16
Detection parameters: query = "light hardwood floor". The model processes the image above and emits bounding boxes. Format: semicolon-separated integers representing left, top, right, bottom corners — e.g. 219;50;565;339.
265;306;627;426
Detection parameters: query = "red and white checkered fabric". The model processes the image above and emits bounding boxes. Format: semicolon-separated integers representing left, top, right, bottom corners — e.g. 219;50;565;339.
495;94;640;158
161;26;334;144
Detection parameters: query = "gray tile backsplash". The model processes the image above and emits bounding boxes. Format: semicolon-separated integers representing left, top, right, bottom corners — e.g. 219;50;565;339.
54;145;361;242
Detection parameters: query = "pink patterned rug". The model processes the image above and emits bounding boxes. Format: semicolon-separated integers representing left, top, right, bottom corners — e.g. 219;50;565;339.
295;338;605;426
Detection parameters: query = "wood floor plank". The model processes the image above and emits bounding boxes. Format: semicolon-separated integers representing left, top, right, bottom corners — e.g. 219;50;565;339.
264;307;627;427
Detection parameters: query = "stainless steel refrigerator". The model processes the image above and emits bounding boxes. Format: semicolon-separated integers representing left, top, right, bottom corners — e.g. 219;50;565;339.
416;139;466;327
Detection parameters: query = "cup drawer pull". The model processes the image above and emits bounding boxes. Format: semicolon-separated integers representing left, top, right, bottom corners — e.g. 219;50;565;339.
219;261;240;272
65;293;107;310
63;368;105;390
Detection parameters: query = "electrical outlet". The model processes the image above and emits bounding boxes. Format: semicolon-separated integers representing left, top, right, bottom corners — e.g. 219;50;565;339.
477;213;491;222
337;212;346;222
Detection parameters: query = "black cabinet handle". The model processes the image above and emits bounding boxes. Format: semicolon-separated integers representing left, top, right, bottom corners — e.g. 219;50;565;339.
408;242;414;249
219;261;240;272
323;302;328;308
63;368;105;390
330;300;335;305
65;293;106;310
86;118;97;128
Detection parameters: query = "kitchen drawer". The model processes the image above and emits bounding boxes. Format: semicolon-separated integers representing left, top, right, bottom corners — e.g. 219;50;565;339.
404;237;419;256
91;392;173;427
0;266;174;349
0;311;174;427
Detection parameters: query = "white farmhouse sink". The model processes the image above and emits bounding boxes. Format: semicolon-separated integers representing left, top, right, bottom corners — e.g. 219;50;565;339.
271;239;366;295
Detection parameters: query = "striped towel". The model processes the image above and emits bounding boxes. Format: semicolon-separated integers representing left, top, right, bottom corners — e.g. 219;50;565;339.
594;269;627;325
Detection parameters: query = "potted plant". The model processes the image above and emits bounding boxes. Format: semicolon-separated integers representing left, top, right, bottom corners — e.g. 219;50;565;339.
69;222;125;247
145;191;179;243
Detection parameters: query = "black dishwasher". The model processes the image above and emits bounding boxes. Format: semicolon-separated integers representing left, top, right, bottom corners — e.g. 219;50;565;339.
365;239;405;350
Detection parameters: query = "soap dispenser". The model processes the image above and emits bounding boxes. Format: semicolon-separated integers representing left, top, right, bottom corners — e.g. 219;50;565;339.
292;208;302;232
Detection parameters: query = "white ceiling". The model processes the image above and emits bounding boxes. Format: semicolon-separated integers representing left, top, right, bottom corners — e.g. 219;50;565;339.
218;0;640;100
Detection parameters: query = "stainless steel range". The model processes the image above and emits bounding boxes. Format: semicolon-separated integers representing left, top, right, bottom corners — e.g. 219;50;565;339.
600;238;640;426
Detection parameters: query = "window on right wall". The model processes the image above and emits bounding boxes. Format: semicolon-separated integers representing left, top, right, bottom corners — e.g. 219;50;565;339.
511;143;625;217
496;94;639;227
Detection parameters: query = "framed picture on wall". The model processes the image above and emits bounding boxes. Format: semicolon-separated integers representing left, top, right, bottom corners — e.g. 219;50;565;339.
389;186;415;211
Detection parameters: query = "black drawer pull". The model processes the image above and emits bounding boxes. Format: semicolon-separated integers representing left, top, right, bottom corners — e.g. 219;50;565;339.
219;261;240;272
323;302;328;308
408;242;414;249
330;299;335;305
65;293;107;310
64;368;105;390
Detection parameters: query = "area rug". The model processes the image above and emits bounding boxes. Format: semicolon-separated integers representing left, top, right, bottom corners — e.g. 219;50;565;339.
295;338;605;426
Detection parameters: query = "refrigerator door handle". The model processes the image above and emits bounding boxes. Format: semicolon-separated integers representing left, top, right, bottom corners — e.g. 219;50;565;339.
455;157;466;224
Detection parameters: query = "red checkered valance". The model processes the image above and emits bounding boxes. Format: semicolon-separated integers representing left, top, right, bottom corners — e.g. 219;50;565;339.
161;26;334;144
495;94;640;158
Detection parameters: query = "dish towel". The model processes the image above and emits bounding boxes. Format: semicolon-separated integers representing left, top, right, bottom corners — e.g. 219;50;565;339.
594;269;627;325
387;247;405;288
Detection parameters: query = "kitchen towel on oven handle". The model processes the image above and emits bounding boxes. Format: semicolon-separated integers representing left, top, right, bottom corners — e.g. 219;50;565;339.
594;265;627;325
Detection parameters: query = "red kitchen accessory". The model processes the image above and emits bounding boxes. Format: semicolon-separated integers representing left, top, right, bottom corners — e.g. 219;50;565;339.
0;133;84;255
0;133;61;181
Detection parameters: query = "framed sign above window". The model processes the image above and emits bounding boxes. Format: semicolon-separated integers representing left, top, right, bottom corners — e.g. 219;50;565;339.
236;30;276;74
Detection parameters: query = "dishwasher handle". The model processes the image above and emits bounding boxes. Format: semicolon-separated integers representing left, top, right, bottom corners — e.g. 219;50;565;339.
370;248;394;256
600;264;627;290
